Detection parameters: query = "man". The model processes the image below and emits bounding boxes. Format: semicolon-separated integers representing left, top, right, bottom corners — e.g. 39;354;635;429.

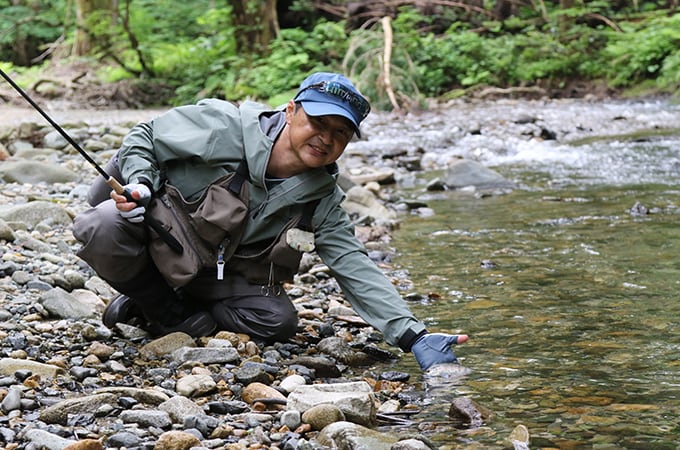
73;72;468;371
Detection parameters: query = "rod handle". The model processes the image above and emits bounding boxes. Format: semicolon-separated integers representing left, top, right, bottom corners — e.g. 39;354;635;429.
107;177;125;195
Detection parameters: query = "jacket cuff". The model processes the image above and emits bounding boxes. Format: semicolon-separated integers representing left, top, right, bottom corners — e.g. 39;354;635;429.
398;328;428;352
133;176;154;192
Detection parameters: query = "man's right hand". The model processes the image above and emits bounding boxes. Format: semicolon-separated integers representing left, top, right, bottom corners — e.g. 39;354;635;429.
112;183;151;224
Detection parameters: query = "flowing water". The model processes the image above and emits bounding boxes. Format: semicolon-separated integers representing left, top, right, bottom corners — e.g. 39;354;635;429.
362;99;680;449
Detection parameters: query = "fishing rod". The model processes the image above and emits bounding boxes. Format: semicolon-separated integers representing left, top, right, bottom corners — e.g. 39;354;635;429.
0;67;125;192
0;67;183;253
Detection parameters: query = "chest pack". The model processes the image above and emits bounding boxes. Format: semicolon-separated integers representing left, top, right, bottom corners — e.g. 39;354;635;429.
226;197;320;287
146;160;321;289
146;160;250;288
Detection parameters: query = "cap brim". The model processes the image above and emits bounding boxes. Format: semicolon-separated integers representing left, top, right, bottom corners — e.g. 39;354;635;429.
300;100;361;138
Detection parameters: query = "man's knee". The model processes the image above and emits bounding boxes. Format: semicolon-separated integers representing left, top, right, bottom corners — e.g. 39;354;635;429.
74;200;149;281
211;295;299;342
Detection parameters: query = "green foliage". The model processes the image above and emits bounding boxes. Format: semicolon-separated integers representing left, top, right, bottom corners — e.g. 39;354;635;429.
237;21;349;100
603;14;680;87
0;0;65;64
1;1;679;107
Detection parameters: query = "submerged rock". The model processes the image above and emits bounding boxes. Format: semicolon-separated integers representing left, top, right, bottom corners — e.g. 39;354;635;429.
444;159;516;189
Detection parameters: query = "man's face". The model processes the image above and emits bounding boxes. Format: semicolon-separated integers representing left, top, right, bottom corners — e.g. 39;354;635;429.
285;101;354;169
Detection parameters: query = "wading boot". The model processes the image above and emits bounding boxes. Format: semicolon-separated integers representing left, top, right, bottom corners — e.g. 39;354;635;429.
104;266;216;338
102;294;141;329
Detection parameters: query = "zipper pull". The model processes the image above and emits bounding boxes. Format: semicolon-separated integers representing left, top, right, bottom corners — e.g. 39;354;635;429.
216;244;225;280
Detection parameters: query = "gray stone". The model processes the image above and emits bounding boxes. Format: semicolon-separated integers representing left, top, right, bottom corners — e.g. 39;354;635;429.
1;386;22;413
444;159;515;189
342;185;396;222
0;160;78;184
287;381;377;427
140;332;197;360
302;403;346;430
316;421;398;449
170;346;240;365
120;409;173;429
0;201;73;228
0;358;65;379
23;428;76;450
39;287;98;319
40;393;117;424
158;395;206;423
175;373;217;397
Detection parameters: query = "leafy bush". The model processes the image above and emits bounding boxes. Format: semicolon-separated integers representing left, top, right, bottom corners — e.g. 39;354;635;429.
603;14;680;87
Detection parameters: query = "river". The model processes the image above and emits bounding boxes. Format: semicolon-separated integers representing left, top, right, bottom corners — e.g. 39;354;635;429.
351;98;680;449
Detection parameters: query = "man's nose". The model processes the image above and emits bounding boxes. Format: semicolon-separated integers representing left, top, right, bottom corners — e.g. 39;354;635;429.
318;127;332;144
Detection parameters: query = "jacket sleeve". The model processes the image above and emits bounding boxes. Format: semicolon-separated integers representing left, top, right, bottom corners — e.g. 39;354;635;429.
313;190;426;347
118;100;243;192
118;121;161;191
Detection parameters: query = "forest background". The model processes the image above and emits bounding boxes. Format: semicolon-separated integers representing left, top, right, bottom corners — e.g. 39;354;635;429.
1;0;679;112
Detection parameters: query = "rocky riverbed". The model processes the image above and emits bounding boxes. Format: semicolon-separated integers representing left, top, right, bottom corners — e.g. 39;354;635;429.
0;96;679;450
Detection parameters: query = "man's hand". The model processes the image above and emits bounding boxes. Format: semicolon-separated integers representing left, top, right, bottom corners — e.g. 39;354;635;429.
112;183;151;224
411;332;469;371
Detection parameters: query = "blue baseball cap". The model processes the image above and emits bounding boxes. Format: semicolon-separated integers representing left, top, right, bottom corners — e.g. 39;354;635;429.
294;72;370;138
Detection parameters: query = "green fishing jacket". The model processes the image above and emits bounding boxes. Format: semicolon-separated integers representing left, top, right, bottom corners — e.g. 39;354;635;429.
118;98;425;347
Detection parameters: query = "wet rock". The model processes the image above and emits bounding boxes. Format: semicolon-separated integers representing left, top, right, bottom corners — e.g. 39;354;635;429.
509;424;531;450
317;336;373;366
629;201;649;216
444;159;515;189
380;371;410;382
233;361;276;385
292;355;341;378
206;399;248;414
448;396;492;428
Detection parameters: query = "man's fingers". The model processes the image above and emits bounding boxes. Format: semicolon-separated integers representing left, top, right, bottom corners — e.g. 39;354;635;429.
455;334;469;345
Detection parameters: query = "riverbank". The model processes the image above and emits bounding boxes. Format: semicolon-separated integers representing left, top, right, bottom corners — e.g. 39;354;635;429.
1;97;679;449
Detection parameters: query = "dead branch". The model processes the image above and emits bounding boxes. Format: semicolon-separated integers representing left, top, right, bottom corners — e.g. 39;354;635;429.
584;12;623;32
381;16;401;112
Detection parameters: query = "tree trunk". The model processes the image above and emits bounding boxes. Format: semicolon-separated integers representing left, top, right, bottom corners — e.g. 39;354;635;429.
559;0;574;33
228;0;279;55
73;0;114;56
492;0;515;20
10;0;39;66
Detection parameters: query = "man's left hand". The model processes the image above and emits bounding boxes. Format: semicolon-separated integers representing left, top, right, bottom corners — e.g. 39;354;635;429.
411;332;469;371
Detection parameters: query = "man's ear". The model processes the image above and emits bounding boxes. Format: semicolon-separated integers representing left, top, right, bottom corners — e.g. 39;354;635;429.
285;100;296;121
